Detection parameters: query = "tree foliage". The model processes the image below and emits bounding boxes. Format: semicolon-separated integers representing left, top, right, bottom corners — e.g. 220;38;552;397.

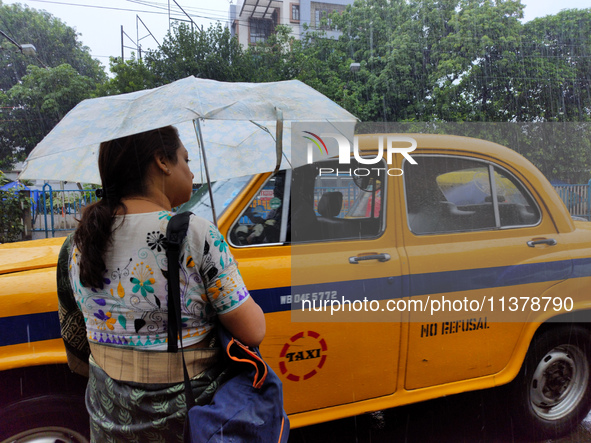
0;171;32;243
101;3;591;181
0;2;105;168
328;1;591;124
103;2;590;127
99;55;156;95
515;9;591;121
0;64;96;167
0;190;31;242
0;2;105;90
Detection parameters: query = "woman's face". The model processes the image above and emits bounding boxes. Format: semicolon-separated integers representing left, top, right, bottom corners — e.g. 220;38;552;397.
167;144;194;207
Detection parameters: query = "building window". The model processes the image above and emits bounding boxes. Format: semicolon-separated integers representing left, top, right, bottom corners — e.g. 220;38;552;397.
315;9;329;29
249;18;274;44
311;3;345;30
291;4;300;22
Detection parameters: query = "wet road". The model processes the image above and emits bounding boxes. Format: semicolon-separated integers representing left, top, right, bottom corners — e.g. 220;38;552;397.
289;388;591;443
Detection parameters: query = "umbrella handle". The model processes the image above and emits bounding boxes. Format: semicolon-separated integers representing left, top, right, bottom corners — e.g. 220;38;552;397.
193;119;218;226
274;108;283;176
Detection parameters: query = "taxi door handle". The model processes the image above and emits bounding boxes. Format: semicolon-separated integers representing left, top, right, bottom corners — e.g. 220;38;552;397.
349;253;391;264
527;238;557;247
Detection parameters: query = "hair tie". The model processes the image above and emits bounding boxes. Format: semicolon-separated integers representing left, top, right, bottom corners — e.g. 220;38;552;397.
96;185;119;202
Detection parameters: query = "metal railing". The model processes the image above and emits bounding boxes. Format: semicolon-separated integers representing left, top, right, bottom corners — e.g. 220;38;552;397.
25;180;591;239
552;179;591;221
31;184;98;238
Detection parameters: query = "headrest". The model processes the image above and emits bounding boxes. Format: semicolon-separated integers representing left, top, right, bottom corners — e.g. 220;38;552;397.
318;192;343;217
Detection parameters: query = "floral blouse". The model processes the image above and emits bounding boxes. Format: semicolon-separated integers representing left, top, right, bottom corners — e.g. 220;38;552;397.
68;211;250;350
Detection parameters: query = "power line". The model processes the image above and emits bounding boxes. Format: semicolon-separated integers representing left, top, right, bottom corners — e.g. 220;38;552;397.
11;0;168;15
125;0;230;21
13;0;231;23
12;0;320;30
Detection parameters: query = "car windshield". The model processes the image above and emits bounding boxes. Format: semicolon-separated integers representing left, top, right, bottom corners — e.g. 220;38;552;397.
179;175;254;222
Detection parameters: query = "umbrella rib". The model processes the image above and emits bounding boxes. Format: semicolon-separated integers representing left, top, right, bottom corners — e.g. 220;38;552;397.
202;102;241;120
281;151;293;169
249;120;273;137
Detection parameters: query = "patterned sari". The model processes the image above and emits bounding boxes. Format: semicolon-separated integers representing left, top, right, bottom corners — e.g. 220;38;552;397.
86;358;230;442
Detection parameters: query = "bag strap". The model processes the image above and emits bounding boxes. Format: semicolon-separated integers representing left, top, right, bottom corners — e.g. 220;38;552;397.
165;211;195;408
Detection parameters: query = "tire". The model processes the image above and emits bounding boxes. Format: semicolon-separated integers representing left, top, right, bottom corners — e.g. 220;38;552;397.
510;325;591;440
0;394;89;443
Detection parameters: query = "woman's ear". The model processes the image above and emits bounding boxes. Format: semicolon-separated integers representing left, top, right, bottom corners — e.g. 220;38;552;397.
154;153;172;175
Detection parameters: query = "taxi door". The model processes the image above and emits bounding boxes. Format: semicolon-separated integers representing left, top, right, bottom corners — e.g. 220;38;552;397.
229;162;404;414
400;153;572;389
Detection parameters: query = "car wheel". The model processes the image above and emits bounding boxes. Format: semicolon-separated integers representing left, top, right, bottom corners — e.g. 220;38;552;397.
511;326;591;440
0;394;89;443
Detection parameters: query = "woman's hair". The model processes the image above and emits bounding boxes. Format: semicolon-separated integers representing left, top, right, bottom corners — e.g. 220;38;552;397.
74;125;182;288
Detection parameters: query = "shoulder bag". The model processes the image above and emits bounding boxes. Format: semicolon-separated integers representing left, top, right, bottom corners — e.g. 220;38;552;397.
166;212;290;443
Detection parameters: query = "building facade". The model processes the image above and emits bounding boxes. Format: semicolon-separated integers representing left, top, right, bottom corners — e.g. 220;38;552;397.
228;0;354;48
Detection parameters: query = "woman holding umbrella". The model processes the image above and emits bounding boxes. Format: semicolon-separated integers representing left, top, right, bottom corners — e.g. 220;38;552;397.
56;126;265;441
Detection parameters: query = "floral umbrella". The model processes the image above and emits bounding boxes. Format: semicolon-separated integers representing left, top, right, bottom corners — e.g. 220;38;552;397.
19;76;357;186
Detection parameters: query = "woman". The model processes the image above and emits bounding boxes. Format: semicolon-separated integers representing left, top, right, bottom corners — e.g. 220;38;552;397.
57;126;265;442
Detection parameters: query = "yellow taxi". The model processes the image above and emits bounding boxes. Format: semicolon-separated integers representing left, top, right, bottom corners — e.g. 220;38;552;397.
2;133;591;441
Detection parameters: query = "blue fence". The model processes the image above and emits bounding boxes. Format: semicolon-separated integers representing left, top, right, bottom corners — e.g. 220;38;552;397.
26;181;591;239
31;184;98;238
552;180;591;221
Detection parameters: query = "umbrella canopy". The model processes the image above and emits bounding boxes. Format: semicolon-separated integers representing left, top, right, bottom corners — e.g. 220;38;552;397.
19;76;357;185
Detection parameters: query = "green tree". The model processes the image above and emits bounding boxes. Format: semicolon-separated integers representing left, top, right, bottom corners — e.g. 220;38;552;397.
512;9;591;121
0;171;32;243
99;0;590;182
98;54;157;95
0;2;105;90
0;2;106;169
243;25;294;82
143;22;250;86
0;187;31;243
0;64;96;165
429;0;525;121
332;0;415;121
290;28;372;120
331;0;527;122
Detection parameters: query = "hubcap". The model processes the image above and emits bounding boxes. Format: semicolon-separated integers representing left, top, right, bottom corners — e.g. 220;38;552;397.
1;427;89;443
530;344;589;420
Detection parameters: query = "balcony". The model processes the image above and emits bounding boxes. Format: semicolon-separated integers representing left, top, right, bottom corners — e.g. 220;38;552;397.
238;0;283;19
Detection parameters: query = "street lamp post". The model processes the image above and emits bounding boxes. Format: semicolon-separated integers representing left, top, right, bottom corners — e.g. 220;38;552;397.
0;30;37;56
0;29;48;69
20;44;36;57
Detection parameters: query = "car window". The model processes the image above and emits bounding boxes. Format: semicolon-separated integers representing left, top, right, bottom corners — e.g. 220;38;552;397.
179;175;253;222
292;159;386;242
230;171;288;246
404;155;540;234
493;168;541;227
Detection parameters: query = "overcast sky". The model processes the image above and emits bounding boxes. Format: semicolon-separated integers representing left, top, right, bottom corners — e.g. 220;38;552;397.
2;0;590;70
